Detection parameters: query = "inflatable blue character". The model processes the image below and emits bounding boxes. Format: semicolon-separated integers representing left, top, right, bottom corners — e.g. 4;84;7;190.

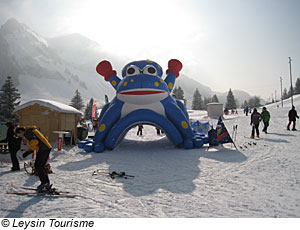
80;59;204;152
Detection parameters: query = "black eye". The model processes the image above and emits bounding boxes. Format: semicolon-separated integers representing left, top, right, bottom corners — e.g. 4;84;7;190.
126;65;140;76
148;67;156;74
127;68;135;74
143;65;157;76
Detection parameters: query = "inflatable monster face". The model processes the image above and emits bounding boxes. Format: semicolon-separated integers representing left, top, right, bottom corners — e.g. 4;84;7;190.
117;60;169;105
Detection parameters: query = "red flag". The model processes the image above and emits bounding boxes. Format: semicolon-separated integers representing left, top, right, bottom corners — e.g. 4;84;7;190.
92;103;97;118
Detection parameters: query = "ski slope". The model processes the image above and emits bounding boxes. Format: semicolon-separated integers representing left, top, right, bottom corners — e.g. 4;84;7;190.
1;96;300;218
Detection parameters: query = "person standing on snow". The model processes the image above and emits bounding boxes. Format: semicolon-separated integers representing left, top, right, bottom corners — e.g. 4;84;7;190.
244;107;249;116
15;126;52;192
250;108;261;138
0;122;22;171
261;107;270;133
287;106;299;131
137;125;143;136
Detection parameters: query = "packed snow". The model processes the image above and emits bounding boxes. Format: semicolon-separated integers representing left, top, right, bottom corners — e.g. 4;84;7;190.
1;96;300;218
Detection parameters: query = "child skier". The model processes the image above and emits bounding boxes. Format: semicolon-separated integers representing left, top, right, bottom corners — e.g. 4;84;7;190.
287;106;299;131
16;126;52;192
261;107;270;133
250;108;261;138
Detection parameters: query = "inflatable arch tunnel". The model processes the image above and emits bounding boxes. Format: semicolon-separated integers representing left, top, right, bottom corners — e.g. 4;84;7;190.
78;59;208;152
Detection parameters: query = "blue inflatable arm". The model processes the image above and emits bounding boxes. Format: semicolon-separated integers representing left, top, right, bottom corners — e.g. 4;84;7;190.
108;75;121;90
164;72;176;92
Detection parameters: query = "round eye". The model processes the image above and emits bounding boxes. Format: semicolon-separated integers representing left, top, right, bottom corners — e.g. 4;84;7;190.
143;65;157;76
126;65;140;76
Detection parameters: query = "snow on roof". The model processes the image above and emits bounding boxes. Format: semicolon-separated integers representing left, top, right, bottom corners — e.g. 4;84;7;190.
207;102;223;105
14;99;82;114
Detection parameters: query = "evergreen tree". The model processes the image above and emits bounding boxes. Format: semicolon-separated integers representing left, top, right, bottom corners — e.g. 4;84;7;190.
282;88;288;100
211;94;219;103
242;100;249;109
172;86;178;98
294;78;300;95
84;98;94;121
0;76;21;121
192;88;203;110
173;86;184;100
173;86;186;106
225;88;236;109
203;97;212;110
288;85;294;98
70;89;85;111
248;96;261;108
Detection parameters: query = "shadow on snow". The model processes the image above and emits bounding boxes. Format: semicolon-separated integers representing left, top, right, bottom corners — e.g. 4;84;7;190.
57;137;247;197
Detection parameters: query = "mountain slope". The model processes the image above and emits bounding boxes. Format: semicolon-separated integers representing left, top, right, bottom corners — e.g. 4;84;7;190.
0;18;253;107
0;18;114;104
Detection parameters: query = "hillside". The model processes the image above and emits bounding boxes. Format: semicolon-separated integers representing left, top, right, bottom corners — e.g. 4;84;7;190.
0;18;252;107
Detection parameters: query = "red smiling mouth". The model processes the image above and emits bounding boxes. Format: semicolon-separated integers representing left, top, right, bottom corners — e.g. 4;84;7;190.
120;90;166;95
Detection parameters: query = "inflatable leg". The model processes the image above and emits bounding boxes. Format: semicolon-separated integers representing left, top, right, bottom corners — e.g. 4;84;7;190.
162;101;194;148
93;99;124;152
98;102;110;121
176;99;189;120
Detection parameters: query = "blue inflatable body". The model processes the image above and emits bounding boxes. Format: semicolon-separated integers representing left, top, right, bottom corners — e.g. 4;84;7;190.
79;59;205;152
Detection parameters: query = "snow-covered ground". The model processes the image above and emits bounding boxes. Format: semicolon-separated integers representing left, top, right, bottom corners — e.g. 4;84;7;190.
1;96;300;218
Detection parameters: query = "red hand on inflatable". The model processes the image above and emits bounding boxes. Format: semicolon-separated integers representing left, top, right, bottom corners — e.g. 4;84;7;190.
166;59;183;78
96;60;117;81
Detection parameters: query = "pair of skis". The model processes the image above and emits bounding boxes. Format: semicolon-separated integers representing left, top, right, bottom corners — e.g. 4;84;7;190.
6;184;75;198
92;170;134;179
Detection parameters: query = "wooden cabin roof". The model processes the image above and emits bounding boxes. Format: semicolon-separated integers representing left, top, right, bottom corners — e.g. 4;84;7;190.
14;99;82;115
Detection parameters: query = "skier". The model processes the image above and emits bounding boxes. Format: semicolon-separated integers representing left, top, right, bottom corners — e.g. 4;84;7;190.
250;108;261;138
287;106;299;131
156;127;161;135
0;122;22;171
244;107;249;116
261;107;271;133
137;125;143;136
15;126;53;192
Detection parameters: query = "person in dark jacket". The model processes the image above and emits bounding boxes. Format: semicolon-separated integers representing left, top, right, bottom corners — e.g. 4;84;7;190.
137;125;143;136
287;106;299;131
250;108;261;138
0;122;21;171
261;107;271;133
16;126;52;192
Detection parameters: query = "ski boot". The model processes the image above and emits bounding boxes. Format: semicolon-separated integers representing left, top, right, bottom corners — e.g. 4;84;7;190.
36;183;52;193
250;136;254;139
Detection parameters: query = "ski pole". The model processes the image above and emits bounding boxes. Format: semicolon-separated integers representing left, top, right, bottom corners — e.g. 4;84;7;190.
234;125;238;143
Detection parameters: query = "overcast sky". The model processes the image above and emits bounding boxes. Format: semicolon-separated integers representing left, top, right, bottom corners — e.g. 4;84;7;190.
1;0;300;100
